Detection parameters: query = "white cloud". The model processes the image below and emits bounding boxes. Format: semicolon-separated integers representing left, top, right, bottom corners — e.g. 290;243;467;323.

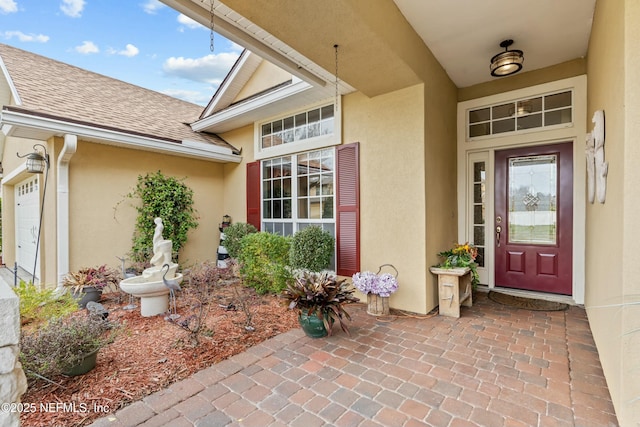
0;0;17;14
142;0;164;15
2;31;49;43
162;52;240;85
177;13;203;30
119;44;139;57
60;0;85;18
161;89;210;106
75;40;99;54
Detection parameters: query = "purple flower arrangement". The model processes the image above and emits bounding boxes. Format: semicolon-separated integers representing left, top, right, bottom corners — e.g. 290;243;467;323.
352;270;399;297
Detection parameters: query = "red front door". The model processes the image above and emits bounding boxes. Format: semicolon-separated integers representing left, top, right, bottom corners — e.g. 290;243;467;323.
495;143;573;295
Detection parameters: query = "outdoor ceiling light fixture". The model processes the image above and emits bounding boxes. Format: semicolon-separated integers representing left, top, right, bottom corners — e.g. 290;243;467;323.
490;39;524;77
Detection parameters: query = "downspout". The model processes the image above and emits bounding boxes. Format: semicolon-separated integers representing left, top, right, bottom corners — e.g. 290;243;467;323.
56;134;77;290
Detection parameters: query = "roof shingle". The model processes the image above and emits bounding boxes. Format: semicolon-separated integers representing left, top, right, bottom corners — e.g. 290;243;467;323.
0;43;238;153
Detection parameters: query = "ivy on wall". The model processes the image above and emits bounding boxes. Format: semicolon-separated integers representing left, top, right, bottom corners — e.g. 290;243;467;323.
126;171;199;263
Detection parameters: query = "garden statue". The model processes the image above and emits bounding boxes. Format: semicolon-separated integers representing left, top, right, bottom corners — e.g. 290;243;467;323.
119;217;183;317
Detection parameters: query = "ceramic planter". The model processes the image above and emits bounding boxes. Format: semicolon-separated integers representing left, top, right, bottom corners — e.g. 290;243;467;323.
62;348;99;376
73;286;102;308
298;310;329;338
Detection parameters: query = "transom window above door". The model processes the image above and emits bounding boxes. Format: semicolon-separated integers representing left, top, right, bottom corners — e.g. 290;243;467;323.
467;90;572;140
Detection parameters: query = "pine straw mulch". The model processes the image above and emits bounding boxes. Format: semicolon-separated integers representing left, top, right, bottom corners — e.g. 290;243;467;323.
20;278;299;427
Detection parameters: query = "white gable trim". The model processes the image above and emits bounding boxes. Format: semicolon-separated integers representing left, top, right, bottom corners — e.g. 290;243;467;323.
201;50;262;118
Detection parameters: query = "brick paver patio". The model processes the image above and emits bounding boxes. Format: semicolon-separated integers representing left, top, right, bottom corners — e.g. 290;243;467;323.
89;292;618;427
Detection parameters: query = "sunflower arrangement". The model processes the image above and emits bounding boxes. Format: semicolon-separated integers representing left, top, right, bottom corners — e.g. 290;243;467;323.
436;243;480;287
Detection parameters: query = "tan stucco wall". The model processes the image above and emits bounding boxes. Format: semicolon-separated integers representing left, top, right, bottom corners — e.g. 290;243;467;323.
234;60;291;103
69;142;226;272
586;0;639;424
221;124;255;224
342;85;428;313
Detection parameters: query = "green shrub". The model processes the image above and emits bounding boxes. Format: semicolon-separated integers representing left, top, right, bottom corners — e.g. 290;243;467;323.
20;315;113;379
223;222;257;259
238;232;292;294
289;226;335;272
13;281;78;326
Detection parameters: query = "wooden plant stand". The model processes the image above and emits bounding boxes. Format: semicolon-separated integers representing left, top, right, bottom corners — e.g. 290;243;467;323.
429;267;473;318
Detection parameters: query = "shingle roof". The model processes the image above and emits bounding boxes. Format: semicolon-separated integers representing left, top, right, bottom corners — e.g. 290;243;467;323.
0;43;238;153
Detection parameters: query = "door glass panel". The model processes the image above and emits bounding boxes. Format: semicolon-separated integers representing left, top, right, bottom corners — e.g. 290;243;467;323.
508;155;557;245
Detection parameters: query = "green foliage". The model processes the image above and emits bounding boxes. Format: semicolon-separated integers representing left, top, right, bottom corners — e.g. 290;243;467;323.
281;271;359;336
20;314;113;379
127;171;199;263
238;232;292;294
289;226;334;272
13;281;78;326
223;222;257;259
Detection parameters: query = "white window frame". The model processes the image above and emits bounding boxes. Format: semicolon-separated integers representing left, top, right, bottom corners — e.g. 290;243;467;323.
261;148;336;236
253;98;342;160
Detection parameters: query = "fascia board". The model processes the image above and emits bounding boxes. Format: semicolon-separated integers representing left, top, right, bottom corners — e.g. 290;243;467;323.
192;79;313;132
1;110;241;163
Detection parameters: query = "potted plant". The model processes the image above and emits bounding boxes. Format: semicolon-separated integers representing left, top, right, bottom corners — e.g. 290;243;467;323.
20;314;114;378
281;271;359;338
430;243;479;318
63;264;121;308
352;264;399;316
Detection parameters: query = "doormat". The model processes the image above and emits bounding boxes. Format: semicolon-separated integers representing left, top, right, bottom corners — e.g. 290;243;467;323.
488;291;569;311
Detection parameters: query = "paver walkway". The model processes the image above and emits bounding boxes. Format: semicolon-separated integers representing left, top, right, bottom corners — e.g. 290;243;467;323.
89;292;618;427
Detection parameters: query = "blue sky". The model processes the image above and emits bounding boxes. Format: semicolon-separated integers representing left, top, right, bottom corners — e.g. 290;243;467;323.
0;0;242;105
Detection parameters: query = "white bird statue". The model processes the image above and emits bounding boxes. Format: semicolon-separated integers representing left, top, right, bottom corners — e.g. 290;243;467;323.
162;264;181;319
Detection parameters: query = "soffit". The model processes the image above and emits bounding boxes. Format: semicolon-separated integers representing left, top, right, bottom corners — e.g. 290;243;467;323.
164;0;595;94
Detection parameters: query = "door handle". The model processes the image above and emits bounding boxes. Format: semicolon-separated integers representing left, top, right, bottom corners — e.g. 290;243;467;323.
496;225;502;247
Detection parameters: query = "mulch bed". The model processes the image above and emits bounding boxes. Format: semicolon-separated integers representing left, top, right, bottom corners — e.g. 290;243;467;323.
20;278;299;427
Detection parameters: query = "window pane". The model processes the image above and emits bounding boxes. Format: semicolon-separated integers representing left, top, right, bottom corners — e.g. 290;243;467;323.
469;108;490;123
284;223;293;236
283;199;292;219
263;161;272;179
261;123;271;135
321;105;334;119
474;205;484;224
298;199;308;218
282;178;291;197
545;109;572;126
272;120;283;133
298;176;308;196
322;196;333;219
476;247;485;268
308;108;320;123
517;113;542;130
273;200;282;218
508;155;557;245
492;103;513;119
473;183;483;203
473;162;485;182
263;201;272;219
493;118;515;134
273;180;281;198
309;197;321;219
474;225;485;246
470;123;490;138
519;97;542;113
544;91;571;110
262;135;272;148
263;180;272;198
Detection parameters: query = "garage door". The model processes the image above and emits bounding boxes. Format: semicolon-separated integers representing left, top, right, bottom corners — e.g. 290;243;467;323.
15;176;40;279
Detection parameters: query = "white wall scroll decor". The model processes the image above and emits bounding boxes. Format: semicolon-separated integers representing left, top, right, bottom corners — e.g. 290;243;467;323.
585;110;607;203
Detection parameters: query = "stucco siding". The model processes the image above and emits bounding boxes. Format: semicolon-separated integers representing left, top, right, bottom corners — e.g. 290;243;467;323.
68;141;226;272
342;86;427;314
586;0;639;424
